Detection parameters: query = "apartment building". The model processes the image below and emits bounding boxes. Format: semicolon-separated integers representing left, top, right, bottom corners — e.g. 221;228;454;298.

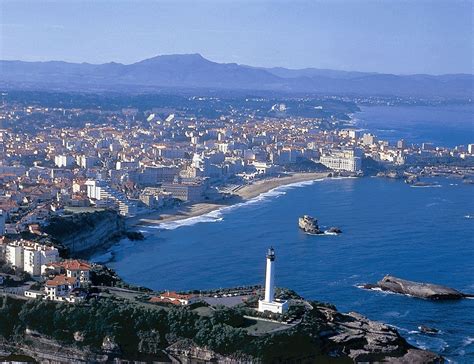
5;240;59;276
320;149;362;173
85;180;137;216
161;181;205;202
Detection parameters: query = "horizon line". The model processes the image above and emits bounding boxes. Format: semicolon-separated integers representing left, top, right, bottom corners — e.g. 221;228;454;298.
1;53;473;78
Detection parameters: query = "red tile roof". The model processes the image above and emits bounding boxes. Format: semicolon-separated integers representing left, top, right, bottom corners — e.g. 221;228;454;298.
44;260;91;272
149;296;182;305
57;260;91;271
46;274;77;287
160;291;195;300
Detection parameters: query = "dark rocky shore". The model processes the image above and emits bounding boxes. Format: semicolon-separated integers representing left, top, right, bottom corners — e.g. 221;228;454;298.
0;295;444;363
362;275;473;300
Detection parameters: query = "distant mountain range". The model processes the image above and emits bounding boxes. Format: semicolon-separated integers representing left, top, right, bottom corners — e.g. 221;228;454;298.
1;53;472;98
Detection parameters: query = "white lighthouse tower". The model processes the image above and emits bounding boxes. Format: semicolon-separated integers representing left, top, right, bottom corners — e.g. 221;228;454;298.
258;247;289;314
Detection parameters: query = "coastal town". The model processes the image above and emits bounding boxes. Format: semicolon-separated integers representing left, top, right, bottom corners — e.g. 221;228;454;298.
1;0;472;361
0;92;473;300
0;92;471;363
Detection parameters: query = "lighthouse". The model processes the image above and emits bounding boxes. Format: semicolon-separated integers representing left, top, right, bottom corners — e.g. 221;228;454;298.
258;247;289;314
264;248;276;302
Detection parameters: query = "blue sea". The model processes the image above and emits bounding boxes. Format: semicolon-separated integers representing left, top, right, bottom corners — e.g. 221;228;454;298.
355;104;474;147
102;105;474;362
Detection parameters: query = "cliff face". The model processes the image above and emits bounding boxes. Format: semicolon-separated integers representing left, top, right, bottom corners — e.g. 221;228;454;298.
44;211;125;255
0;298;444;364
0;335;109;364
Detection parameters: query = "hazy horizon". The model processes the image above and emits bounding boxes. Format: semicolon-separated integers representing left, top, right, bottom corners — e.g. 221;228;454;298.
2;52;474;77
1;0;472;75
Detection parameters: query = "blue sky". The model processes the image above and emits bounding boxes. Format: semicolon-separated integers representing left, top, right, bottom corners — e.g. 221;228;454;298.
0;0;472;74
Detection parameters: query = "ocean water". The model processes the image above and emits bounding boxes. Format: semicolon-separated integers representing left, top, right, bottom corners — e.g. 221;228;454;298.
104;177;474;362
355;104;474;147
101;104;474;362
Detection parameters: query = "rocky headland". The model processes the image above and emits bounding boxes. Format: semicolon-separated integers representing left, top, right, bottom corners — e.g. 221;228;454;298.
0;293;444;363
43;210;142;257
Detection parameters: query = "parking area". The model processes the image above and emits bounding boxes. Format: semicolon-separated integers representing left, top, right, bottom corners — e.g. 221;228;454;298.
201;294;252;307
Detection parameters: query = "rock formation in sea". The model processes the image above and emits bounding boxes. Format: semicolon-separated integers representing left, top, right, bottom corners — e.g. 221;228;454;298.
362;275;472;300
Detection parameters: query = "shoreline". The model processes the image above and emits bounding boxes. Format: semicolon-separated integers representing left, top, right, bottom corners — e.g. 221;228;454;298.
126;172;330;227
91;172;331;263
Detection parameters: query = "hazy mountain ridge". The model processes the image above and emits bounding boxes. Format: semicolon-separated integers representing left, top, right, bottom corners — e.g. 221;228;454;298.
1;54;472;97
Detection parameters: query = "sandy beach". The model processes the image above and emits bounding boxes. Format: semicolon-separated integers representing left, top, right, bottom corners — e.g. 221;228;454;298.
127;172;329;227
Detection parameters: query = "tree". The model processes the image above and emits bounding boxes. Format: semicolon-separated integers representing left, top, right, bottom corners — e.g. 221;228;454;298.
137;330;161;354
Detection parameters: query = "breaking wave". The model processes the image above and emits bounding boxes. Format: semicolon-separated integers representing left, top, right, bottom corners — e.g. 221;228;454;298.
149;177;332;231
410;184;442;188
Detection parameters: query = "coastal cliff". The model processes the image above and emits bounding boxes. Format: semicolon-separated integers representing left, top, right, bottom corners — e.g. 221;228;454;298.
0;295;443;363
43;211;126;255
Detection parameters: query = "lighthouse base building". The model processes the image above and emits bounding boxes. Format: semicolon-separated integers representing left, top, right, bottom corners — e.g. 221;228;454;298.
258;299;288;314
258;247;289;314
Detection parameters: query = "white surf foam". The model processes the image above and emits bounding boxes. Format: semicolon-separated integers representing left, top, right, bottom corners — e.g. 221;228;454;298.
408;337;449;353
356;285;412;297
410;184;442;188
151;214;224;231
148;177;336;231
90;236;138;264
462;337;474;347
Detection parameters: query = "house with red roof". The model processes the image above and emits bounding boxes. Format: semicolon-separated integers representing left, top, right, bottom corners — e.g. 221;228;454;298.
152;291;199;306
42;259;91;284
44;274;83;303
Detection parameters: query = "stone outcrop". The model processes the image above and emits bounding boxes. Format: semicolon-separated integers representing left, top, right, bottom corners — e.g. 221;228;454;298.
44;210;126;255
313;306;443;363
299;215;322;234
362;275;472;300
167;339;254;363
0;334;109;364
0;302;444;364
163;304;443;363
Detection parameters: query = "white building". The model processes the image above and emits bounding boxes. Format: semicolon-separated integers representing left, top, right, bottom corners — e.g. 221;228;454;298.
320;149;362;173
258;248;289;314
5;244;23;268
154;291;199;306
76;155;99;169
252;162;279;175
161;181;205;203
116;160;139;170
54;155;75;168
45;274;82;302
5;240;59;276
23;248;41;276
85;180;137;216
43;259;91;284
23;243;59;276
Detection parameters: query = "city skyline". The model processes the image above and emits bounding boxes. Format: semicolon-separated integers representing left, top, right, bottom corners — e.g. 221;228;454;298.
1;0;473;75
